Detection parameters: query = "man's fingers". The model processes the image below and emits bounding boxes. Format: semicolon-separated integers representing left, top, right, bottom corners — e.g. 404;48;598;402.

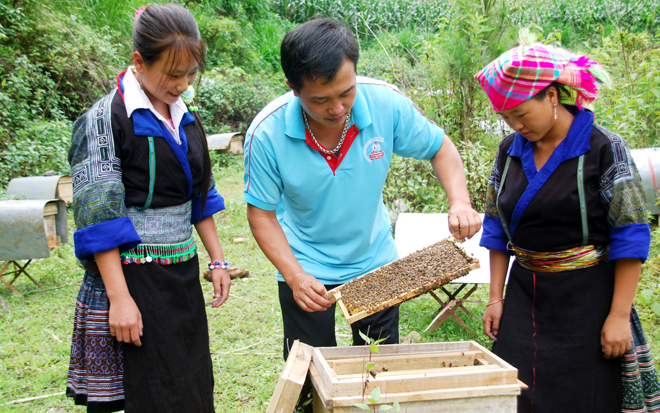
465;212;482;239
310;280;328;296
448;214;461;237
297;295;326;312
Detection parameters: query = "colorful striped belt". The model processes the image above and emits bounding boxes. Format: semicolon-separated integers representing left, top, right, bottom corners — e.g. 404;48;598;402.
508;244;609;272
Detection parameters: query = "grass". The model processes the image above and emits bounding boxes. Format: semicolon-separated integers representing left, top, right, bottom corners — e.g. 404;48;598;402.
0;162;659;412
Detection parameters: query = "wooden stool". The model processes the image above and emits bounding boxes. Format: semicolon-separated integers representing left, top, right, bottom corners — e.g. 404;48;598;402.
427;284;480;332
0;260;41;296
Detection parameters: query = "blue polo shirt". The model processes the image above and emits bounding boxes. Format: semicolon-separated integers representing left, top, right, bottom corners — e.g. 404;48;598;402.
244;76;443;284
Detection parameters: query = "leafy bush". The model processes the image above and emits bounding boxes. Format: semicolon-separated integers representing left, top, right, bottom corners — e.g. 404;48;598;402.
589;31;660;148
384;155;447;214
457;139;496;212
0;1;120;184
0;120;71;186
198;67;287;133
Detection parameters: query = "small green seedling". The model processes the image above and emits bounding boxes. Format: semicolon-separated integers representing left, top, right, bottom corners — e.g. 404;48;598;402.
353;331;401;412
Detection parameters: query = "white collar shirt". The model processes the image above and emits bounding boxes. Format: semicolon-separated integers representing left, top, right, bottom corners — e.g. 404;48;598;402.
123;67;188;144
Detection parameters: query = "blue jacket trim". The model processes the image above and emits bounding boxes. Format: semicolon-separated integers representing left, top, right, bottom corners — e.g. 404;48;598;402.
74;217;141;261
609;223;651;262
479;216;512;254
191;188;226;224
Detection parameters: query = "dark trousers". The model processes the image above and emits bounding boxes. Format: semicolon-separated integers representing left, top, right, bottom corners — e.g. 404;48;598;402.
278;281;400;360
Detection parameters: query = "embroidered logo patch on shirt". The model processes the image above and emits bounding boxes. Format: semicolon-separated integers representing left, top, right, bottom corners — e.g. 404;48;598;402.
363;138;385;162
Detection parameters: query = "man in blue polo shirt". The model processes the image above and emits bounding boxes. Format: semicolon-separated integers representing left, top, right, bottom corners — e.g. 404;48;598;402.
244;18;481;359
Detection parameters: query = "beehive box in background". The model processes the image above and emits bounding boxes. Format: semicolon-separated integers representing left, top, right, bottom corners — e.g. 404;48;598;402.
207;132;245;155
6;175;73;204
43;201;61;250
0;199;68;261
310;341;523;413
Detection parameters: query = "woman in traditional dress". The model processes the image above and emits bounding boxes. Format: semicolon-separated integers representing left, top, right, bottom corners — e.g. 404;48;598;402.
65;4;230;412
476;41;660;412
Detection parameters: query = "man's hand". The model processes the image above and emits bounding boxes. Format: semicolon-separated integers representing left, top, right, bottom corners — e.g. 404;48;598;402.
448;202;481;239
288;272;331;312
108;294;143;347
601;313;631;359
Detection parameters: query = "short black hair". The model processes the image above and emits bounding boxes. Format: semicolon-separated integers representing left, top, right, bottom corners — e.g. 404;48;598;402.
280;18;359;91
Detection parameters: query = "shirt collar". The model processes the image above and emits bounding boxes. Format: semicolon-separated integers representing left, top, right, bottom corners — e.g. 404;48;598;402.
507;108;594;161
122;67;190;143
283;85;373;140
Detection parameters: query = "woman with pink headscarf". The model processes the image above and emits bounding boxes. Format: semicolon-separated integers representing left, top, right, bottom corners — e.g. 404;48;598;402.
475;42;660;412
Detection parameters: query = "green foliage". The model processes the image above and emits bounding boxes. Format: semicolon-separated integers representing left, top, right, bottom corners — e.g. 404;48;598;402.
190;0;293;73
0;120;71;186
355;332;400;412
194;11;258;69
201;0;271;21
198;67;286;133
272;0;446;38
590;31;660;148
0;0;121;183
413;0;515;142
513;0;660;49
384;156;447;214
457;140;496;212
638;225;660;322
639;289;660;317
0;1;122;118
210;151;242;173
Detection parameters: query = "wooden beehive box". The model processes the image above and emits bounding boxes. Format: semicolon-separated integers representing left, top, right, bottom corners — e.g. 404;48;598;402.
56;176;73;204
207;132;245;155
328;237;479;323
43;201;61;250
310;341;523;413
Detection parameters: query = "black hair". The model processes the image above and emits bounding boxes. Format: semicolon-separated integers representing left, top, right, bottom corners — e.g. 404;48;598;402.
533;81;566;103
280;18;359;91
133;4;212;212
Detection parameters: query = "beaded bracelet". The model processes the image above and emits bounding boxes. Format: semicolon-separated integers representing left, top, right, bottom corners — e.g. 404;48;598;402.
208;261;229;270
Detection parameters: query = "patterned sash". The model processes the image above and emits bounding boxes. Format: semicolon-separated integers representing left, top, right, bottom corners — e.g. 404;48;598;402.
121;201;196;265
